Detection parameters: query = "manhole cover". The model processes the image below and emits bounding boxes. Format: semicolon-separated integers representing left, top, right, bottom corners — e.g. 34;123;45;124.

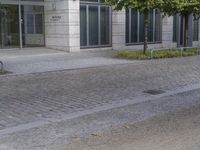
143;89;165;95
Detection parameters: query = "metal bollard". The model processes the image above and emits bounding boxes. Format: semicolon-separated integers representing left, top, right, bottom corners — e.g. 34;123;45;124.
150;50;154;59
197;48;199;55
0;61;3;73
180;48;183;57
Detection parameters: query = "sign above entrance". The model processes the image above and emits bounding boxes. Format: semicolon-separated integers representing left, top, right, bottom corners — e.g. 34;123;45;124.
50;16;62;22
49;15;63;22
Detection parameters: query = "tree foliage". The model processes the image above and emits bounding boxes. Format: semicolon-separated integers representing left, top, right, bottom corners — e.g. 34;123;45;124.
106;0;161;11
160;0;200;16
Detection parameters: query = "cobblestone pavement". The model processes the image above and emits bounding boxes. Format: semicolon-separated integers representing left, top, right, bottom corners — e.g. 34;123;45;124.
0;56;200;132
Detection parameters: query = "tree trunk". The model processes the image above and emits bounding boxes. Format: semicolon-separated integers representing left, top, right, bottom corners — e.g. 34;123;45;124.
143;11;149;54
184;14;189;47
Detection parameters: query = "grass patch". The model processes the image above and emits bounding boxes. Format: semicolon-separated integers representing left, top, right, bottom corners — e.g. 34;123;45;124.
116;48;200;60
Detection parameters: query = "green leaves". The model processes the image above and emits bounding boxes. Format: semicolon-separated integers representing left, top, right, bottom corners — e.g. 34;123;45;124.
106;0;200;16
105;0;161;13
160;0;200;16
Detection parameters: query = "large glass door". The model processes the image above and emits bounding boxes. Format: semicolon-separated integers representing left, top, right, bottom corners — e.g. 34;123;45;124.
0;0;44;49
21;5;44;47
80;0;112;48
0;5;20;49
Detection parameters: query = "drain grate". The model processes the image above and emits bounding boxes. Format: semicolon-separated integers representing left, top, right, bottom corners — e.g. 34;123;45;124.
143;89;165;95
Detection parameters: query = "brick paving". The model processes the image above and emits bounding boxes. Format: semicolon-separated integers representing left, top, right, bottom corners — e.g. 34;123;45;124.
0;56;200;131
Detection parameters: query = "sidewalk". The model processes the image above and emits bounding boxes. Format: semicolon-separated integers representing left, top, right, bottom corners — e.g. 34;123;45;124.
0;48;137;75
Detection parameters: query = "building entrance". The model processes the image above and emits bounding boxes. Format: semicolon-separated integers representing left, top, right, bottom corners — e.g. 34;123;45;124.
21;5;44;47
0;0;44;49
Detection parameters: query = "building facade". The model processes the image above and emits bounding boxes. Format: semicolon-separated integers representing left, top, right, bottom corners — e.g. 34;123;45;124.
0;0;200;52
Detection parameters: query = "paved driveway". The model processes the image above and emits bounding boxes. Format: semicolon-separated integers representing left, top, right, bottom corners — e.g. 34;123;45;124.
0;55;200;133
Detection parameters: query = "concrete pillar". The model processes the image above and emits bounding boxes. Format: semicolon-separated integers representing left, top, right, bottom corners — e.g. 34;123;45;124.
162;16;176;48
44;0;80;52
112;9;126;51
67;0;80;52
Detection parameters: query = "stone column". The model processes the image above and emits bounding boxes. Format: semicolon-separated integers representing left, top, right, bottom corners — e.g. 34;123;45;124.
162;16;176;48
67;0;80;52
112;9;126;51
44;0;80;52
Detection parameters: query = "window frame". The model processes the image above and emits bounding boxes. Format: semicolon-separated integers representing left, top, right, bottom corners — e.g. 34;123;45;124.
193;18;199;41
80;0;112;49
125;9;162;46
25;12;43;34
173;14;199;43
173;15;178;42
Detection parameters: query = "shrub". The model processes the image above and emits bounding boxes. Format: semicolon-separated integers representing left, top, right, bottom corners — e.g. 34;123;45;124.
116;49;200;60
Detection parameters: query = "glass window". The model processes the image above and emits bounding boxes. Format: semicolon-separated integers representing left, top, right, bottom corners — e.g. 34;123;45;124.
193;19;199;41
139;13;145;42
35;14;43;34
126;9;161;44
27;14;34;34
80;3;111;48
89;6;98;45
80;5;87;46
155;9;161;42
131;10;138;43
24;6;43;35
21;5;44;47
80;0;103;2
21;0;44;1
173;15;178;42
0;3;44;49
0;4;20;49
100;6;110;45
80;0;99;2
148;10;154;42
125;9;130;43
